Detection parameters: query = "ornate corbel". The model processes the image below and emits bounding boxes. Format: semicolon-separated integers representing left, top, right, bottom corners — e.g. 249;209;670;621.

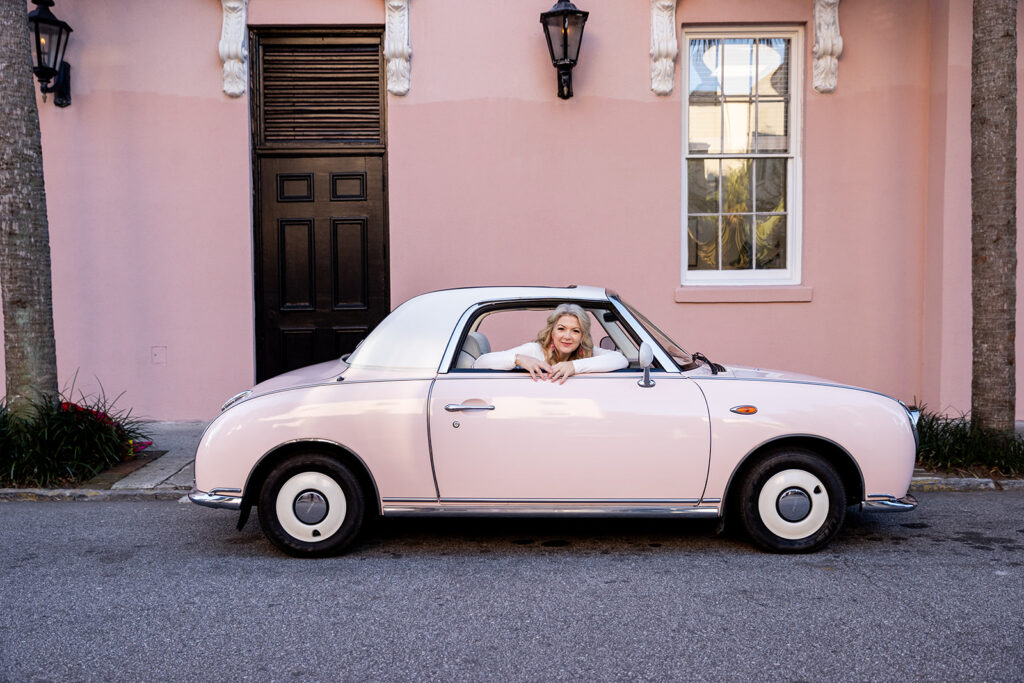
219;0;248;97
384;0;411;95
650;0;678;96
812;0;842;93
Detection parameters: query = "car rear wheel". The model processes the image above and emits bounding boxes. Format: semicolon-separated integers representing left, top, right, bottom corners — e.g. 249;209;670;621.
738;448;846;553
258;453;366;557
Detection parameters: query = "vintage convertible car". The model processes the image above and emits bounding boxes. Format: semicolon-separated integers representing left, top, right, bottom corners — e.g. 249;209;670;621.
191;286;918;555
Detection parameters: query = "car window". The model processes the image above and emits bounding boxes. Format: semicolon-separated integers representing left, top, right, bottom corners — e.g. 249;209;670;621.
452;304;637;371
474;309;550;352
616;298;692;367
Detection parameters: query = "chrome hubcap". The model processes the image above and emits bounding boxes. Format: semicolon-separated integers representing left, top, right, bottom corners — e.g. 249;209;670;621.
293;490;329;525
776;487;812;522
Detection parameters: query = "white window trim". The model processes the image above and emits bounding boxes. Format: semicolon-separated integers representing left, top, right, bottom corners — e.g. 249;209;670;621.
680;26;804;287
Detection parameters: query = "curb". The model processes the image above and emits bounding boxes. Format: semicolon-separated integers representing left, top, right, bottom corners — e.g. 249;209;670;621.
910;475;1024;493
0;488;191;502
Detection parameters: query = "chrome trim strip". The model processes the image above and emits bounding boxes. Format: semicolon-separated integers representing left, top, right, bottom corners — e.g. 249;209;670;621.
425;379;441;499
221;390;252;412
189;488;242;510
690;375;903;403
211;487;242;495
607;297;681;372
440;497;701;503
861;494;918;512
381;500;720;518
899;400;921;448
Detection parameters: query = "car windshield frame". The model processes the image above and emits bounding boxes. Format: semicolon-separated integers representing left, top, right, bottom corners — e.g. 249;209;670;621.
614;297;694;368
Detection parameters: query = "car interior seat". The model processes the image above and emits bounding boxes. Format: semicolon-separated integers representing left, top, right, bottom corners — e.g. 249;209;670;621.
455;331;491;369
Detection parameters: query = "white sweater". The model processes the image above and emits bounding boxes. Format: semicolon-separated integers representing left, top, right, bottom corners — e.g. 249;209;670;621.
473;341;629;373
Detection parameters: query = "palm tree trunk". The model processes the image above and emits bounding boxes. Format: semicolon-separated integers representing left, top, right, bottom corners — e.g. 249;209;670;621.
971;0;1018;434
0;0;59;415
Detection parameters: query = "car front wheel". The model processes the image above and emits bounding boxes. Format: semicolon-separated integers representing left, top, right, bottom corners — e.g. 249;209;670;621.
258;453;366;557
738;449;846;553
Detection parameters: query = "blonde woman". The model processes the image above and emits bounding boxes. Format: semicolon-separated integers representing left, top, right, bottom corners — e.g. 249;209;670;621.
473;303;628;383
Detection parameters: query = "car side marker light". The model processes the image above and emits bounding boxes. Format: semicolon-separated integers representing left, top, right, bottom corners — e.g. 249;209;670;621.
730;405;758;415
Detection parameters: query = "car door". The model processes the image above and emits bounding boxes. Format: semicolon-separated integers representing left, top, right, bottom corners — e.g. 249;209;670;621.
427;371;711;501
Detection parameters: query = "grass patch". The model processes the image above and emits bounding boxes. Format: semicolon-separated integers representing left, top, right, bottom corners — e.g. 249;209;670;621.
0;390;150;488
916;408;1024;478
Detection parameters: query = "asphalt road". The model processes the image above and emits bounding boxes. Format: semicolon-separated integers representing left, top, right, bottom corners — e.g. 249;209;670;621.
1;492;1022;681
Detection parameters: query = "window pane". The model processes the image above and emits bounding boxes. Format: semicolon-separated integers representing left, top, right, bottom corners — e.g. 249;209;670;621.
688;159;719;213
755;98;788;152
688;101;722;154
755;158;786;213
757;38;789;97
722;39;756;96
756;214;787;269
689;39;721;96
688;216;718;270
721;98;754;153
689;38;721;153
722;215;753;270
722;159;752;214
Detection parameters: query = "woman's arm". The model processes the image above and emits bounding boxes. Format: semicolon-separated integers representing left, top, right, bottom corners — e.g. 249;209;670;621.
572;347;629;374
473;342;544;370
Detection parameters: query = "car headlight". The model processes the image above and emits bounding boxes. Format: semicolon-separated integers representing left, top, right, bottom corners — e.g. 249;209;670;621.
221;390;252;412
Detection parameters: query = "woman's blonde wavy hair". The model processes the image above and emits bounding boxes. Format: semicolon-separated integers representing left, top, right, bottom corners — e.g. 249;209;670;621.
535;303;594;364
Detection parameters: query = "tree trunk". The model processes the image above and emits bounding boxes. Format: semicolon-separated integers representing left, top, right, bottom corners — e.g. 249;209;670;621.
0;0;59;414
971;0;1018;434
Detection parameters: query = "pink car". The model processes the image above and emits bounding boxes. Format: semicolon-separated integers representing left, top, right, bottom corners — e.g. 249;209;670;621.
191;286;918;555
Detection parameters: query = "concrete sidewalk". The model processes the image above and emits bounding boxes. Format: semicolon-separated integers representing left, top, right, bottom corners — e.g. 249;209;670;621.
1;419;1023;501
110;421;207;492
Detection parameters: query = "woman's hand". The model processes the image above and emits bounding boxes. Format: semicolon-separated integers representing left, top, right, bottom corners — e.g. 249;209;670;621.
549;361;576;384
516;354;552;381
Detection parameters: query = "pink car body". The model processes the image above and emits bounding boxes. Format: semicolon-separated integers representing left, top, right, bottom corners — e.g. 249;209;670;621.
191;286;918;555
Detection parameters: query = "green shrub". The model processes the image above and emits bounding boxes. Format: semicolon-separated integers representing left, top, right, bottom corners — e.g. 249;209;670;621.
916;408;1024;477
0;390;149;488
0;403;19;467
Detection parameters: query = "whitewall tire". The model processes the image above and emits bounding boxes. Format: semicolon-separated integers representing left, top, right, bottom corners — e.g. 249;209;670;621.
258;453;366;557
739;448;846;553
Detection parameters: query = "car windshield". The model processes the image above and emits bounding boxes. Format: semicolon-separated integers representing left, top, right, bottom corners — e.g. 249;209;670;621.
616;298;693;367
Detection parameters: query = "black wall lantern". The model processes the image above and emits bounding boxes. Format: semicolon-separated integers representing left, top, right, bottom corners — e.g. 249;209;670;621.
540;0;588;100
28;0;72;108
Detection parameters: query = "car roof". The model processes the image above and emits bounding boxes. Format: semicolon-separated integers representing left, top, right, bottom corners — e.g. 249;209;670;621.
346;286;612;373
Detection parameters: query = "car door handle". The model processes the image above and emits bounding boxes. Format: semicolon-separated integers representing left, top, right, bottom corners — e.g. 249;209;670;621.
444;403;495;412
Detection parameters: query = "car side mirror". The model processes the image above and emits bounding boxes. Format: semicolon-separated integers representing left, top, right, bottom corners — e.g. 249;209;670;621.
599;335;615;351
638;342;655;388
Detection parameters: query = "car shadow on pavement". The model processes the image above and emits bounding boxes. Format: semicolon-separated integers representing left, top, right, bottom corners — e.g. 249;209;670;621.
194;506;915;559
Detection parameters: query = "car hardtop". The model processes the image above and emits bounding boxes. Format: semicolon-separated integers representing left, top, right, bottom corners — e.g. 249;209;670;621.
345;285;615;373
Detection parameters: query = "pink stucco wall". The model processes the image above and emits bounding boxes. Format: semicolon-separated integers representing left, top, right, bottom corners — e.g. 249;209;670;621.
0;0;1015;420
3;0;257;419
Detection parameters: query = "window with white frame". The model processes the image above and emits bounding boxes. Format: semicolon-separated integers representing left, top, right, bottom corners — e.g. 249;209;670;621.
682;27;802;285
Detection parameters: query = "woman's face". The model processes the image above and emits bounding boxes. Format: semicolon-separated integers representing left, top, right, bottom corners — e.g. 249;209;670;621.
551;314;583;359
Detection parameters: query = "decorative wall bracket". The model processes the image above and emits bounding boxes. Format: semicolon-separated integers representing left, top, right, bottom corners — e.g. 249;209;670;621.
812;0;842;93
649;0;678;96
384;0;411;95
219;0;248;97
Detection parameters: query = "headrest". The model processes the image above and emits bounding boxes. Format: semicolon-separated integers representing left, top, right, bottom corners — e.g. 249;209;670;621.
463;331;491;357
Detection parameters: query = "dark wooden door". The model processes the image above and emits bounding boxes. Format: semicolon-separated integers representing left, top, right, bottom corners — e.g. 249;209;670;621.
256;154;388;379
251;28;389;381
